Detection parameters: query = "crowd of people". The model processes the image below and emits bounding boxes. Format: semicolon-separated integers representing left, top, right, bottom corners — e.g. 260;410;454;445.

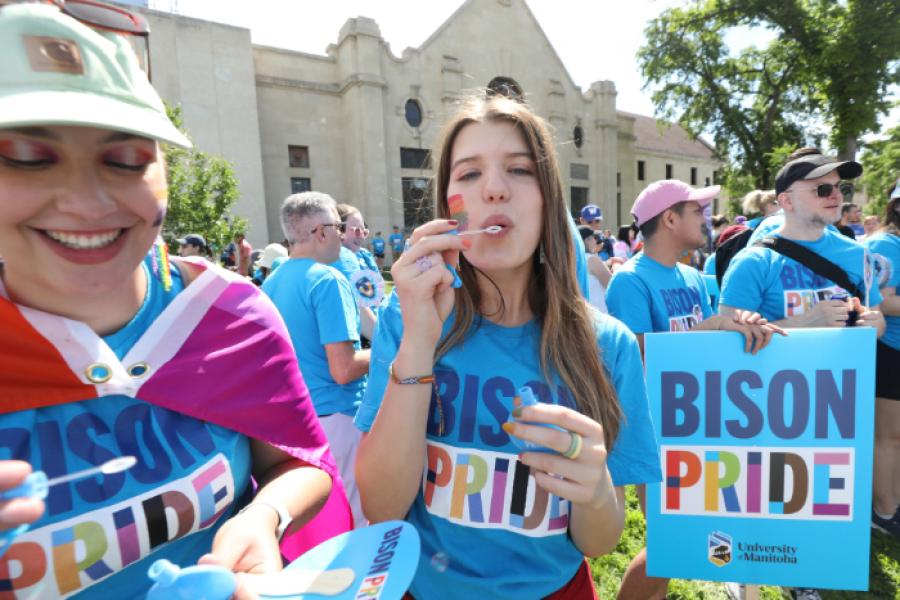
0;2;897;600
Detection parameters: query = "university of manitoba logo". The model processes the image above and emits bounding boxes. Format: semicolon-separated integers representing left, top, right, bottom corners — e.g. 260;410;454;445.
708;531;733;567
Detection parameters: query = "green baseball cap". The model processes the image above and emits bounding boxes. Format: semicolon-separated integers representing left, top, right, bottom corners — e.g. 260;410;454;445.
0;3;191;148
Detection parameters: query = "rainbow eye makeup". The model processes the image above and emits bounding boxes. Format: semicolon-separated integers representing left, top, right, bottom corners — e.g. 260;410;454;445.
0;139;58;168
102;146;155;171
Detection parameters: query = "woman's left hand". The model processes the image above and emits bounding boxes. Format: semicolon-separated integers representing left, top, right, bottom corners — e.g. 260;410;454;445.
198;505;284;600
504;403;614;510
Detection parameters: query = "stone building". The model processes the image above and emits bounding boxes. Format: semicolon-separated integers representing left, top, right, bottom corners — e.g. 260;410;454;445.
140;0;722;246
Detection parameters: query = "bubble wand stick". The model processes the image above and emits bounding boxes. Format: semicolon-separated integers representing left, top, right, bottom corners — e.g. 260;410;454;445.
0;456;138;556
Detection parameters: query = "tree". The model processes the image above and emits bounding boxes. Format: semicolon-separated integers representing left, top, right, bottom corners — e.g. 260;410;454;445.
638;6;818;190
161;105;247;258
716;0;900;160
859;124;900;217
639;0;900;189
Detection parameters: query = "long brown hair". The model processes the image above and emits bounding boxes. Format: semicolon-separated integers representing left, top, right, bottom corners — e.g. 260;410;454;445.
432;94;622;448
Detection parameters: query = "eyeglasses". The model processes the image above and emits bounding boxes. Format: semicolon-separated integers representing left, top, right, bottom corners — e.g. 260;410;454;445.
2;0;152;77
344;225;369;237
311;222;346;234
789;182;854;198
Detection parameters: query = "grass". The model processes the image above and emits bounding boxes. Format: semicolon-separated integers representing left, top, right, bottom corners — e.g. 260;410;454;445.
589;487;900;599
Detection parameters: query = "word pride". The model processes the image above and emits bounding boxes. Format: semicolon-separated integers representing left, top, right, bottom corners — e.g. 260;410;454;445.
354;525;403;599
423;441;569;537
659;368;857;520
664;446;853;519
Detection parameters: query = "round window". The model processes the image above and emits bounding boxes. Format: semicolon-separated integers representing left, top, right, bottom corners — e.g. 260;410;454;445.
405;99;423;128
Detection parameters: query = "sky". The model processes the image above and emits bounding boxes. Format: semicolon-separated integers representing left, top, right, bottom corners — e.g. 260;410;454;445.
150;0;690;116
151;0;897;139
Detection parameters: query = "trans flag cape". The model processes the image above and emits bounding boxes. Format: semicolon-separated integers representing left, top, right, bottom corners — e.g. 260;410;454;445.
0;258;352;557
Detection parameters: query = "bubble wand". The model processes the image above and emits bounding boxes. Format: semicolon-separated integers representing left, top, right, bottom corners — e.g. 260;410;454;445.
0;456;138;556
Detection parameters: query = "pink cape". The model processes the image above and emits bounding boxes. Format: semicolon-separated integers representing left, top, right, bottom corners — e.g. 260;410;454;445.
0;258;352;557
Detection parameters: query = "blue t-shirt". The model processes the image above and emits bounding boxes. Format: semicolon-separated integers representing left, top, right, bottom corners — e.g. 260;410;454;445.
270;256;287;274
355;298;661;599
330;246;361;281
389;233;405;252
571;217;589;298
606;253;714;333
357;248;379;272
262;258;364;416
866;232;900;349
747;214;785;245
372;237;386;255
703;252;717;276
720;228;883;322
1;257;252;598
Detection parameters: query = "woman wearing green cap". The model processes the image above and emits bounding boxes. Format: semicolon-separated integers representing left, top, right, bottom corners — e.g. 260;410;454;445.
0;2;348;597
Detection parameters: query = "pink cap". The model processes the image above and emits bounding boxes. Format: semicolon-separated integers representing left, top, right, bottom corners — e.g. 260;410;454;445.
631;180;721;227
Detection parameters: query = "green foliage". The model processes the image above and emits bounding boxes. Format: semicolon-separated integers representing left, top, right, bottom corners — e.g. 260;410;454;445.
726;0;900;159
590;488;900;599
638;5;816;190
638;0;900;190
721;166;755;218
859;124;900;217
161;105;246;258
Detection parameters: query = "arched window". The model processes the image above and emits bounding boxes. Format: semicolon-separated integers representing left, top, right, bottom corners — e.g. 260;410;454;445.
487;76;523;101
404;99;423;128
573;125;584;149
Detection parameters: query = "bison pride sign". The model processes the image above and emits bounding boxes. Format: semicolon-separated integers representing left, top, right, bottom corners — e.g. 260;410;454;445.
645;328;876;591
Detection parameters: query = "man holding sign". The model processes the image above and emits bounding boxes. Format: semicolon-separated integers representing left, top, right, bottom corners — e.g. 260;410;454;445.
719;152;884;334
718;151;884;599
606;179;783;352
608;180;784;600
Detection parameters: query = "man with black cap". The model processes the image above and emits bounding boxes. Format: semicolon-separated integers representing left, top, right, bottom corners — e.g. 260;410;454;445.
176;234;207;258
719;151;884;600
720;152;885;335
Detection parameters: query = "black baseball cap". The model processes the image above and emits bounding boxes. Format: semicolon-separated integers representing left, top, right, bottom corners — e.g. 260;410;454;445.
774;155;862;195
176;234;206;248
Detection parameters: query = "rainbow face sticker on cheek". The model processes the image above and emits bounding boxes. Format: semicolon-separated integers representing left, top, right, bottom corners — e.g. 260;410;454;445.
447;194;468;232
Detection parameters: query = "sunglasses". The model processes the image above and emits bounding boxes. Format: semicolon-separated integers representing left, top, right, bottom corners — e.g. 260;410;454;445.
790;182;854;198
2;0;151;77
344;225;369;237
311;222;347;234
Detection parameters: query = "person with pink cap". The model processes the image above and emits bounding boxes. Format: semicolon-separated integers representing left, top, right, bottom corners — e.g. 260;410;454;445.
607;179;784;600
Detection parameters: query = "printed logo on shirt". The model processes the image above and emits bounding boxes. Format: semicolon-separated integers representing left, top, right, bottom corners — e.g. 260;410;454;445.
871;253;893;288
660;286;706;332
669;304;705;332
422;440;569;538
777;262;847;317
1;454;235;598
783;286;842;317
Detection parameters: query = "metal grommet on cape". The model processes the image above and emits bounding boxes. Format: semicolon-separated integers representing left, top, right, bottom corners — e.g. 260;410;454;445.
85;363;112;384
127;362;150;378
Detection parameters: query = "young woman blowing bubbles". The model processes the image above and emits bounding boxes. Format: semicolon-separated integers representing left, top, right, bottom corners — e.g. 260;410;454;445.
355;94;661;599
